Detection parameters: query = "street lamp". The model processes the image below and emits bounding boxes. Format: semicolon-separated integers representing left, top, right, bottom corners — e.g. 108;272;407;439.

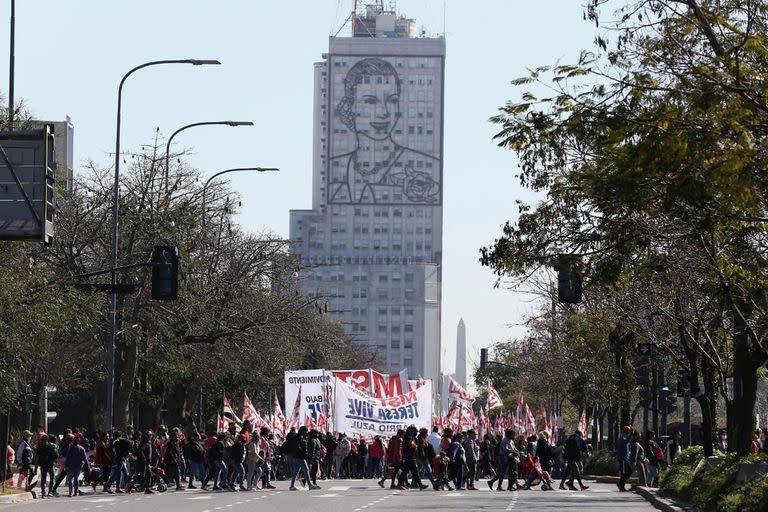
164;120;254;190
201;167;279;226
107;58;220;431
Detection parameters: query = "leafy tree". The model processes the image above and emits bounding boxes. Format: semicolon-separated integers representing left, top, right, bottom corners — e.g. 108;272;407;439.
481;0;768;454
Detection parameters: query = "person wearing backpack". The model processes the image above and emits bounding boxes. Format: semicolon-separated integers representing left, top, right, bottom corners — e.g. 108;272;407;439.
334;433;352;479
644;431;665;487
558;430;589;491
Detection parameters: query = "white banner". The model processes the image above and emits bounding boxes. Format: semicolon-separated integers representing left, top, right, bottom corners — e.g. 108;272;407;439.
284;370;330;424
284;369;414;424
332;377;432;437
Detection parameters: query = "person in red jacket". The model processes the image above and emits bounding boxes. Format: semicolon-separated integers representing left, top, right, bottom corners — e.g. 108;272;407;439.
368;436;385;478
378;430;403;489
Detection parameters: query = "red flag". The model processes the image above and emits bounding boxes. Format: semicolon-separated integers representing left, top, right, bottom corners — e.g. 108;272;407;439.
271;394;286;439
223;394;242;424
448;377;475;405
242;392;258;424
535;405;548;434
524;403;536;437
487;383;504;410
578;410;587;436
289;385;303;429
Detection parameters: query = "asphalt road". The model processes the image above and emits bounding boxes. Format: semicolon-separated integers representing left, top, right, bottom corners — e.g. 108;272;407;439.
1;481;657;511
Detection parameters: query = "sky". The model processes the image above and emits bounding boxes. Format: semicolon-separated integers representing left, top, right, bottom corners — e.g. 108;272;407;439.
1;0;598;385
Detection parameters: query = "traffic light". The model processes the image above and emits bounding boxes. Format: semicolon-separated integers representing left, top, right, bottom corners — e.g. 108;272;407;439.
556;256;583;304
480;348;489;370
676;370;691;397
151;245;179;300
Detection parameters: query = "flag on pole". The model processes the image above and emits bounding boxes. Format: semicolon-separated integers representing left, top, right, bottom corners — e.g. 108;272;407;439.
578;410;587;436
289;385;303;429
216;413;230;433
448;377;475;405
223;394;242;424
524;403;536;437
487;383;504;410
535;405;548;434
271;393;286;439
242;392;258;425
516;392;526;434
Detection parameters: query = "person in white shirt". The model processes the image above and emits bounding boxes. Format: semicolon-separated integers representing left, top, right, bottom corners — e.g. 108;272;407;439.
428;427;442;454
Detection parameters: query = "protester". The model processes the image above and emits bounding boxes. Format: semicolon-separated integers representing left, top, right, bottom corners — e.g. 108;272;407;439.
37;434;59;498
616;425;632;492
559;430;589;491
64;434;89;497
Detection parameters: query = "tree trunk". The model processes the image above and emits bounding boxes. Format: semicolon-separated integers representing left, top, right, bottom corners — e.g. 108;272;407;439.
729;308;760;456
114;337;138;430
609;326;633;427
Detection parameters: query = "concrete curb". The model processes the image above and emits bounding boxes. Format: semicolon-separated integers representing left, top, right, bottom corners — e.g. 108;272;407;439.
0;491;36;505
635;486;698;512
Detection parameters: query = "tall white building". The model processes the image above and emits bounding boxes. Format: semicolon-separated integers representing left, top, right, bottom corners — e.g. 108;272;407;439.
456;318;467;389
289;5;445;386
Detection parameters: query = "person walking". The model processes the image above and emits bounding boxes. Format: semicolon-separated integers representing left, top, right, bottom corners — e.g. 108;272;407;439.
463;430;479;490
397;426;428;490
368;436;385;479
63;434;89;497
559;430;589;491
616;425;632;492
488;429;516;491
629;430;646;487
288;427;314;490
164;430;184;491
36;434;58;498
230;434;246;491
15;430;33;491
415;431;439;490
449;432;467;490
105;431;132;494
258;428;276;489
333;433;351;479
378;430;403;489
245;432;263;490
645;431;664;487
306;430;323;489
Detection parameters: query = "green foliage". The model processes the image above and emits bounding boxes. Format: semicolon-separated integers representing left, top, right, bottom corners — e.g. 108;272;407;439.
661;448;768;512
584;450;618;476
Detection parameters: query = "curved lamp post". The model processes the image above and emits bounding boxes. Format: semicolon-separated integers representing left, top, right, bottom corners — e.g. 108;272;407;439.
107;58;220;430
164;120;254;190
202;167;279;226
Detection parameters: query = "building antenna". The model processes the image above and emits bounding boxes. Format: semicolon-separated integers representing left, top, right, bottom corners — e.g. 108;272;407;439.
443;0;446;37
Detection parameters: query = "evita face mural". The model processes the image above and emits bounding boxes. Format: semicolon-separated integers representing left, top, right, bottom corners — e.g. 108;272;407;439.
328;56;443;206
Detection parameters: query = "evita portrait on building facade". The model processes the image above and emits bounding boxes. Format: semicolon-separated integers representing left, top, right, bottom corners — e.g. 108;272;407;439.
328;57;441;205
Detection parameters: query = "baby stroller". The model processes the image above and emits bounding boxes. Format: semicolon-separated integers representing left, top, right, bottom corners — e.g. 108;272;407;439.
520;454;554;490
127;466;167;493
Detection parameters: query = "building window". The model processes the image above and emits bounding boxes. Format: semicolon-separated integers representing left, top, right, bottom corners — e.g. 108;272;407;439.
391;339;400;349
404;324;414;333
404;339;413;349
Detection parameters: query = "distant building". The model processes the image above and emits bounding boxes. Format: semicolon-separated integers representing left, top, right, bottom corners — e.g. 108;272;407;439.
456;318;467;389
289;4;446;386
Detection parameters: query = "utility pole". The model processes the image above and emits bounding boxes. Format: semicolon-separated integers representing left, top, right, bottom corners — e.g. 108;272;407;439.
8;0;15;130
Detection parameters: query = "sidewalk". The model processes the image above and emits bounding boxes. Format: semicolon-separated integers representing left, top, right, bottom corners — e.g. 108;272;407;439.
634;486;698;512
0;491;35;506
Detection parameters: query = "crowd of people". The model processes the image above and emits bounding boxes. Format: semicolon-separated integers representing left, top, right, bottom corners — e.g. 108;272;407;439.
11;421;760;499
2;421;601;498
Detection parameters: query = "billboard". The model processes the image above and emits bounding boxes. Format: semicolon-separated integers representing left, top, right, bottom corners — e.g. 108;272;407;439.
326;54;444;206
0;127;56;243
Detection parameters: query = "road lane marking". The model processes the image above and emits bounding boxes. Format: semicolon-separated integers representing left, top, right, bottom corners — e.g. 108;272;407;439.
317;493;339;497
328;486;351;491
